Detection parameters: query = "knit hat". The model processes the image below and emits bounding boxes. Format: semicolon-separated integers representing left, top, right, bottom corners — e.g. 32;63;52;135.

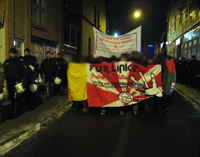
24;48;30;52
9;47;17;54
192;55;196;59
46;51;51;55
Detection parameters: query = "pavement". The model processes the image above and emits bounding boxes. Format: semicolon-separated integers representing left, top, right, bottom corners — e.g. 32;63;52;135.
0;83;200;156
0;88;71;156
174;84;200;110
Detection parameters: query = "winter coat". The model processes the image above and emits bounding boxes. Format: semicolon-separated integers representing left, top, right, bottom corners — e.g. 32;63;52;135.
3;57;27;87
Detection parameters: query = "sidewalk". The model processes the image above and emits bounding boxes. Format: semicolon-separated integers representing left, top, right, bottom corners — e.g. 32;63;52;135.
0;89;71;156
174;84;200;105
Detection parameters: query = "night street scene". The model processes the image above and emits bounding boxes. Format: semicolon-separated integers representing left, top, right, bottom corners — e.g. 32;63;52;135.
1;0;200;157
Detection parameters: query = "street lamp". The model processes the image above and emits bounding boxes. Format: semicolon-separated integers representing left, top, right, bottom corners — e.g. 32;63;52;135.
134;12;140;18
133;9;142;18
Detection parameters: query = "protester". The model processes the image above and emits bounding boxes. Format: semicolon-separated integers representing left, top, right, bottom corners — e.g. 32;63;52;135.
40;51;58;99
3;47;27;117
162;55;176;113
70;55;88;113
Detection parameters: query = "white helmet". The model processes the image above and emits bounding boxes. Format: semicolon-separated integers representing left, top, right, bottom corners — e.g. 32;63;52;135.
29;84;38;92
54;77;62;85
15;83;26;94
0;92;5;101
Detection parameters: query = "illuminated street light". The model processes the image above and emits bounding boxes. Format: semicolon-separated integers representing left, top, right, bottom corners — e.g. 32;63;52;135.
134;12;140;18
134;9;142;18
114;33;118;37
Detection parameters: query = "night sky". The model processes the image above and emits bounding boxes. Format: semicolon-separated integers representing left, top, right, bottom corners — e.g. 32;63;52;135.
107;0;169;47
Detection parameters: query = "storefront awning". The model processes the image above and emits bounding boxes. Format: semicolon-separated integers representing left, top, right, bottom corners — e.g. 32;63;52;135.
0;0;5;24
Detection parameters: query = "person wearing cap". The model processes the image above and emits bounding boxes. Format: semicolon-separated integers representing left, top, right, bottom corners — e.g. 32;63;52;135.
56;53;68;91
188;55;200;89
51;52;60;94
23;48;39;82
40;51;59;99
3;47;27;117
23;48;40;108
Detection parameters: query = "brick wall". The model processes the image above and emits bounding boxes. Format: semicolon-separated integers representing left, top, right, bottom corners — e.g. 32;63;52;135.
24;0;31;49
5;0;15;59
14;0;25;40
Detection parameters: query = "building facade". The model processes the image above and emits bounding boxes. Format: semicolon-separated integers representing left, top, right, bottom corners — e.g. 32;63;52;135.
63;0;108;61
167;0;200;60
0;0;63;65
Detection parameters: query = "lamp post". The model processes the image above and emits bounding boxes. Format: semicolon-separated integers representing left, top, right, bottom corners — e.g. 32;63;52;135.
133;9;142;18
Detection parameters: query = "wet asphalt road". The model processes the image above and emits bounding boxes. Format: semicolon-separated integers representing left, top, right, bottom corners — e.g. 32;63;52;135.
3;91;200;157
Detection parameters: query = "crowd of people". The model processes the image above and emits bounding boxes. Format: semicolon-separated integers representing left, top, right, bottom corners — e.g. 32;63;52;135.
0;47;68;120
3;47;195;119
175;55;200;90
71;51;176;116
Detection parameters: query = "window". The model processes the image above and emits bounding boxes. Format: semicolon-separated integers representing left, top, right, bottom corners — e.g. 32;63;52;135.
174;16;176;31
189;0;195;15
31;0;45;27
94;6;97;27
64;23;78;47
88;38;91;55
98;10;100;28
179;12;182;24
13;39;24;56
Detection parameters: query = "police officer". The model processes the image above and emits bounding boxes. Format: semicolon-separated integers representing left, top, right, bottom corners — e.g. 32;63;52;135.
23;48;39;84
188;55;200;89
0;62;5;121
3;47;27;117
41;51;58;99
23;48;40;108
57;53;68;90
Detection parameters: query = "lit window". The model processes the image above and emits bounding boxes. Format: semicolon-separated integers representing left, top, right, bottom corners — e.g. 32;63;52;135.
31;0;45;27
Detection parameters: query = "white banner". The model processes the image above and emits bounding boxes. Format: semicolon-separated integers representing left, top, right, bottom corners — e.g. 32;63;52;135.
93;26;141;58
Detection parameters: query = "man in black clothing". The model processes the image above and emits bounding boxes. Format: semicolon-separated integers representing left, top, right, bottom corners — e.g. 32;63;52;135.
188;55;200;89
3;47;27;117
41;51;58;98
57;53;68;90
23;48;39;85
180;57;189;85
23;48;40;108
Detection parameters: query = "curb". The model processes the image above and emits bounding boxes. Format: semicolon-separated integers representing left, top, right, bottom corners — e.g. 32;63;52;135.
0;97;72;156
174;87;200;110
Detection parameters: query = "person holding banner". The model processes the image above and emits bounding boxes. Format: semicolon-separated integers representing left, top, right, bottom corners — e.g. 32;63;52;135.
68;56;88;113
162;55;176;113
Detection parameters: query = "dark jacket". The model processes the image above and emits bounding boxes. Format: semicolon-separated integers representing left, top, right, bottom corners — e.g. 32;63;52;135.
188;59;200;77
0;62;5;91
57;58;68;77
24;55;39;76
41;58;58;81
3;57;27;87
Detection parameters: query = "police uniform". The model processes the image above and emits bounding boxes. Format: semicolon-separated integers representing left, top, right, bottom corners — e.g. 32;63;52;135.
0;62;5;121
23;48;39;83
3;48;27;116
57;54;68;90
0;62;5;93
41;52;58;98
